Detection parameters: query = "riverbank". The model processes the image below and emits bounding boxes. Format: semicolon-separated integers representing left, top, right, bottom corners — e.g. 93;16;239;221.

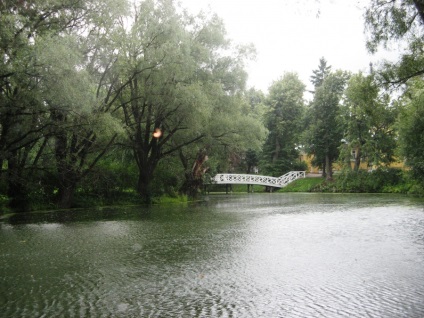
210;168;423;195
1;169;423;214
0;193;189;215
281;169;424;195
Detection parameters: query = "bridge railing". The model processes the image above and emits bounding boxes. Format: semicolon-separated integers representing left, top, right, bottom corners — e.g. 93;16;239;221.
212;171;305;188
275;171;306;187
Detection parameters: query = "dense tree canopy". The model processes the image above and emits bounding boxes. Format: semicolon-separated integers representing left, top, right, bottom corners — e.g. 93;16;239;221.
0;0;127;209
1;0;424;211
304;67;348;180
104;1;265;201
398;79;424;184
341;73;397;171
365;0;424;187
0;0;267;210
260;73;305;176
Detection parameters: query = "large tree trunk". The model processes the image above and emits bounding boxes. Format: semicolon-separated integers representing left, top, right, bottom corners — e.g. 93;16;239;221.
179;149;208;199
135;141;160;203
137;167;154;203
325;154;333;181
272;138;280;164
354;147;361;172
7;152;30;212
56;160;80;209
321;159;326;178
57;184;76;209
7;174;30;212
54;130;80;209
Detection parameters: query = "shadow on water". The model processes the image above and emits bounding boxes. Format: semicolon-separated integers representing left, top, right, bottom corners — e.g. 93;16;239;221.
2;193;422;226
3;206;152;225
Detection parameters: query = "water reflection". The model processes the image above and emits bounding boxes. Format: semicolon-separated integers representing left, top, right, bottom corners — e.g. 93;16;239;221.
1;193;424;317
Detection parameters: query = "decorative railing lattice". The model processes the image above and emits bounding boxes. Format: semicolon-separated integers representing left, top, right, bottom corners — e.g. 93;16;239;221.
212;171;306;188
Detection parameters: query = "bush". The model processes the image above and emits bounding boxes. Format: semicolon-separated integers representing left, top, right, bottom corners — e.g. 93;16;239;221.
408;184;424;196
310;168;406;193
0;194;10;214
291;161;308;172
369;168;403;189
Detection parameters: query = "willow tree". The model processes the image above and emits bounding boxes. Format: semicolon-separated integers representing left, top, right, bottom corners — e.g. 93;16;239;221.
108;0;265;201
108;0;206;201
241;88;266;174
0;0;122;210
177;92;266;197
37;34;125;209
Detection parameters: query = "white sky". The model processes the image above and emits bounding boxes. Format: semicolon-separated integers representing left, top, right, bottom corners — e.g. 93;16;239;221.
178;0;395;93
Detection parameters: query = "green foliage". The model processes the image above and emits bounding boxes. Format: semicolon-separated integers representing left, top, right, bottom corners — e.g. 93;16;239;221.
341;73;397;169
311;168;405;193
405;182;424;196
78;153;138;197
150;157;184;198
105;0;266;201
3;0;424;212
397;79;424;185
243;149;260;173
0;0;130;211
365;0;422;53
303;65;348;179
260;72;305;176
0;194;10;214
365;0;424;85
310;57;331;89
363;1;424;192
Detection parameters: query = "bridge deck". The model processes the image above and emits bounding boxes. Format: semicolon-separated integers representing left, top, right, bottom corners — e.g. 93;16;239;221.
212;171;306;188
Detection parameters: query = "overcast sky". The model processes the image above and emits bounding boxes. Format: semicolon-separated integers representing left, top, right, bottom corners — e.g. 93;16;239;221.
178;0;394;93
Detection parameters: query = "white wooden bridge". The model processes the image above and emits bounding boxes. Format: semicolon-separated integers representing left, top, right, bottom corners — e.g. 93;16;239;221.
212;171;306;188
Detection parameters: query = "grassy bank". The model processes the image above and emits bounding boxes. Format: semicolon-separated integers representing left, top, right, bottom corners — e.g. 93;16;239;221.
2;169;422;214
0;191;189;215
217;169;424;195
283;169;424;196
278;177;325;192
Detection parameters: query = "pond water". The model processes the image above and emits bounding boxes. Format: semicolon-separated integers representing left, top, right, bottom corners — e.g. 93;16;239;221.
1;193;424;318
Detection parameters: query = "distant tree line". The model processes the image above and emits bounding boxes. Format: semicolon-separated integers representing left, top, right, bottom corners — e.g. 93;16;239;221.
1;0;423;212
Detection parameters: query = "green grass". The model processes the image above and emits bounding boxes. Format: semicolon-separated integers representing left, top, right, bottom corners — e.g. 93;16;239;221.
278;177;325;192
152;195;189;204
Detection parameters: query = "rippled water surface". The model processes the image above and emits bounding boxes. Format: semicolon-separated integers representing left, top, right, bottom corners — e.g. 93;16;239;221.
1;193;424;317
